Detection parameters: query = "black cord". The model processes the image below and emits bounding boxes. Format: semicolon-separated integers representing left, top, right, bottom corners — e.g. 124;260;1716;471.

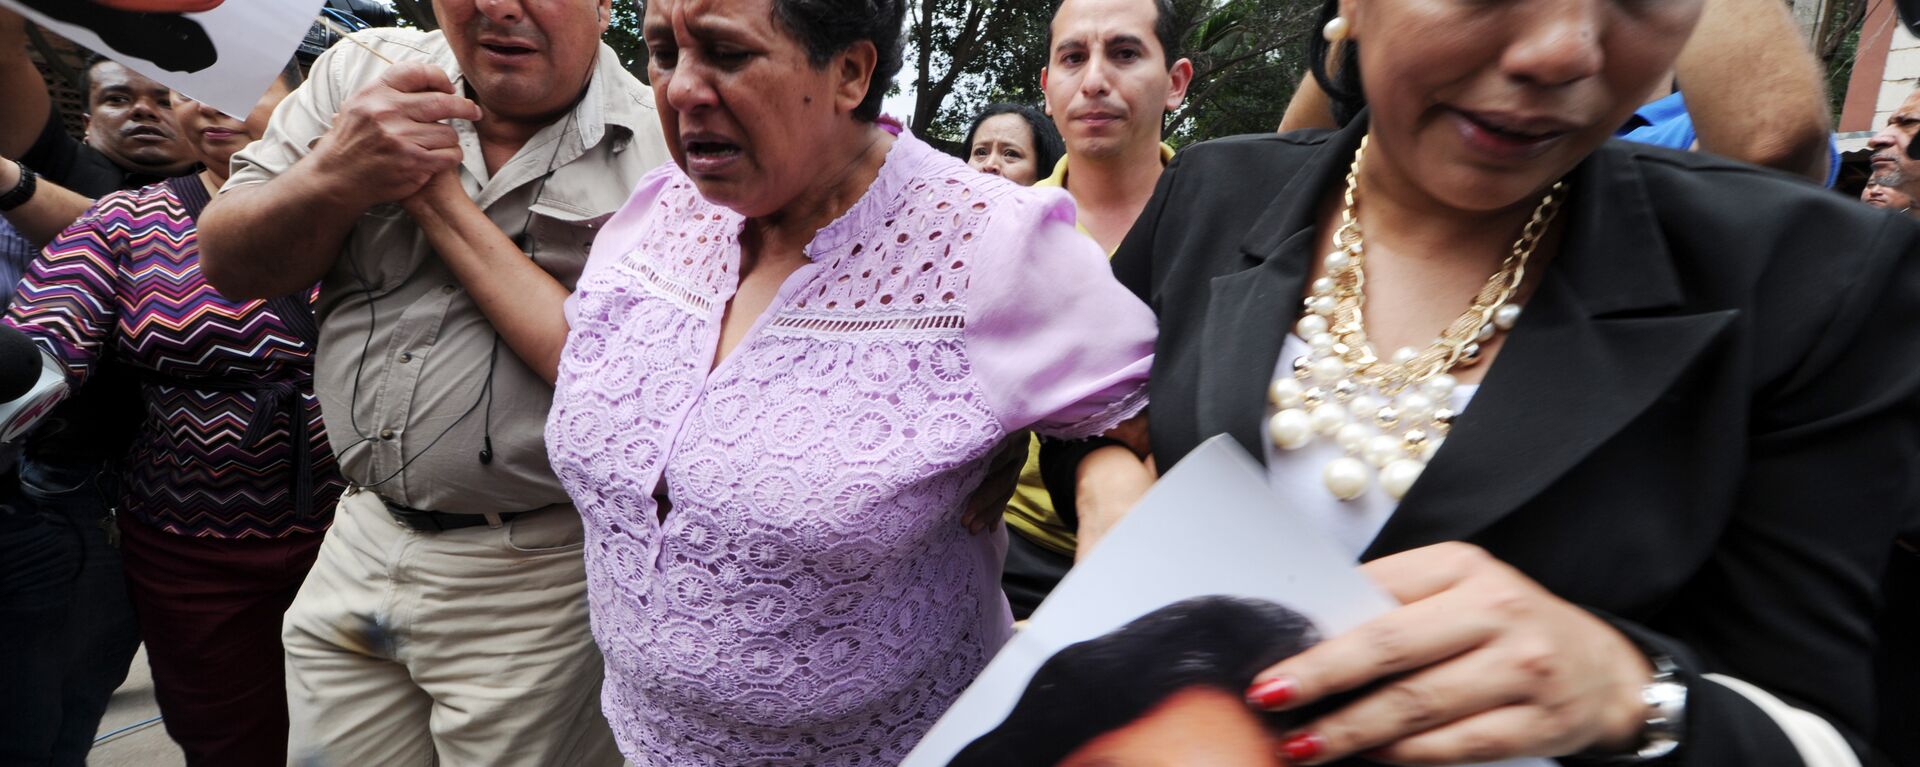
476;104;573;467
338;95;579;488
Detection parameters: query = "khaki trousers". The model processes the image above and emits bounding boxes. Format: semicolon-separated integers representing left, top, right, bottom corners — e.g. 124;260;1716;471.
283;489;621;766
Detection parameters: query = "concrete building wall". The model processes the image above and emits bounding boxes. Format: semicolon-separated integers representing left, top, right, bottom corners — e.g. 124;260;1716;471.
1847;7;1920;133
1879;24;1920;123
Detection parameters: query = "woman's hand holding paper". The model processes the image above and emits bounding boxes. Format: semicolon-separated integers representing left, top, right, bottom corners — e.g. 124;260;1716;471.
1244;542;1654;765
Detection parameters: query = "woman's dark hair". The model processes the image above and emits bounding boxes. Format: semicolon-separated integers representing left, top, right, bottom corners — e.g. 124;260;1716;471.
772;0;908;122
948;595;1322;766
962;104;1065;181
1307;0;1366;127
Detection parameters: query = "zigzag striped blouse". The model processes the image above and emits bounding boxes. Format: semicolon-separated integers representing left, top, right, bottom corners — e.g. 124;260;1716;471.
5;177;342;538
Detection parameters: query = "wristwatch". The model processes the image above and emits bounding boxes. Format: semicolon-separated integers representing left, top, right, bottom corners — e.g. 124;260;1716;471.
1585;653;1686;763
1628;653;1686;761
0;160;37;212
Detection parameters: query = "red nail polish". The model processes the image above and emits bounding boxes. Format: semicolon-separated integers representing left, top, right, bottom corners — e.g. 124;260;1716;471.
1245;676;1298;708
1280;732;1326;763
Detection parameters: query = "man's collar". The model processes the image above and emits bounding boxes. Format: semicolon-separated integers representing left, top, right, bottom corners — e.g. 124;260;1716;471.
1619;91;1687;135
575;42;656;148
1039;141;1176;189
432;33;648;152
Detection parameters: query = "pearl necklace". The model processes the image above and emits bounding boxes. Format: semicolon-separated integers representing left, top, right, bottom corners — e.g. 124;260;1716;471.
1268;135;1566;501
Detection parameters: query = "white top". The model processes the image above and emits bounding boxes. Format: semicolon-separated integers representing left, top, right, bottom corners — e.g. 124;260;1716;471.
1262;334;1478;558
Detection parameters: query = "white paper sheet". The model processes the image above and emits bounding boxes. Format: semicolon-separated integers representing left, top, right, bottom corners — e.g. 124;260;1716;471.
903;435;1551;767
4;0;324;117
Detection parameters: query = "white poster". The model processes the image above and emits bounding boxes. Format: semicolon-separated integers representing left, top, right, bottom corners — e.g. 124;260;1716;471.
902;436;1552;767
3;0;325;117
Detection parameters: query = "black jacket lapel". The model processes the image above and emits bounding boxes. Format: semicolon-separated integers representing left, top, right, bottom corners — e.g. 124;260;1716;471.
1199;247;1312;458
1191;121;1363;459
1363;140;1737;558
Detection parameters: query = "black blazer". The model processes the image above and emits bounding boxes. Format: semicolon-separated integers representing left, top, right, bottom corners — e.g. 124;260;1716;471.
1052;116;1920;764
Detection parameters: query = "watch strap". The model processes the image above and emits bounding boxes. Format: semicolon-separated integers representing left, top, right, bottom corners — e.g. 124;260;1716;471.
0;160;38;212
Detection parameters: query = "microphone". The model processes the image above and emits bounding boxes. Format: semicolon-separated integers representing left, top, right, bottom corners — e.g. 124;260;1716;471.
0;324;42;401
0;324;71;443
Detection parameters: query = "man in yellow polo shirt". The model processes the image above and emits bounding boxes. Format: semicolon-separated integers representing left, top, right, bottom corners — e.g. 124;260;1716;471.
1002;0;1189;619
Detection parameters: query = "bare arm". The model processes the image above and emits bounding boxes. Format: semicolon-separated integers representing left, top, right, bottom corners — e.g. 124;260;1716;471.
199;62;477;300
1278;74;1337;133
401;171;570;383
1073;445;1156;561
0;10;51;160
198;155;371;299
1675;0;1833;182
1071;413;1154;561
0;157;93;244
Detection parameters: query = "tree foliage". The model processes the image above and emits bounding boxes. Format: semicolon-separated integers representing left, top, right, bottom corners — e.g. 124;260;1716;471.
1163;0;1320;143
398;0;1320;145
905;0;1055;144
904;0;1322;148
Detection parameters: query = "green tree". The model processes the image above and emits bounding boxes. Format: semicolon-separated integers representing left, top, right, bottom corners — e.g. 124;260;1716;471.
1163;0;1320;143
605;2;648;79
905;0;1055;146
905;0;1322;149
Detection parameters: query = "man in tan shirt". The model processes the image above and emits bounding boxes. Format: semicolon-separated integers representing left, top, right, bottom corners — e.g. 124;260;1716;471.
198;0;668;763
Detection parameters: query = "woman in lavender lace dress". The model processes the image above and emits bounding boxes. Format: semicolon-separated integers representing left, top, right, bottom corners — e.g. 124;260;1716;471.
434;0;1154;762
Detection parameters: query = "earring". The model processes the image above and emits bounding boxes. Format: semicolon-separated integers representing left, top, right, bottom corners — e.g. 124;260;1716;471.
1323;16;1350;42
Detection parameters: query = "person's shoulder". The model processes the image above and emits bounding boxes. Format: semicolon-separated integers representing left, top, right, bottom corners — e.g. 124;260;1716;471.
1608;139;1894;252
599;52;655;104
1139;130;1328;220
56;146;135;198
893;135;1051;209
345;27;446;59
1599;140;1920;321
595;54;671;165
614;161;701;224
89;183;165;214
1173;129;1332;174
886;143;1081;263
83;182;188;229
325;28;450;83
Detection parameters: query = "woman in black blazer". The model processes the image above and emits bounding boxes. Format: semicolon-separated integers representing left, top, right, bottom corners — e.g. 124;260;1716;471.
1043;0;1920;762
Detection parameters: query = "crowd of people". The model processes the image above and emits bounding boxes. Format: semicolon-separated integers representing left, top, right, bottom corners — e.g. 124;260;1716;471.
0;0;1916;764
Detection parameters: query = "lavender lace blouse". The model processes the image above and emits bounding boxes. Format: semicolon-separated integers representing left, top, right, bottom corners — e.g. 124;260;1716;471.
546;129;1156;764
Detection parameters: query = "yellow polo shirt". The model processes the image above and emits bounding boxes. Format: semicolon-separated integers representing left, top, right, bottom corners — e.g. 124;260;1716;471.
1005;143;1175;556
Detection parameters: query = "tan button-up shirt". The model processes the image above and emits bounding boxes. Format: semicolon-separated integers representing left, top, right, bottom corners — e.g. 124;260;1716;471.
226;28;670;513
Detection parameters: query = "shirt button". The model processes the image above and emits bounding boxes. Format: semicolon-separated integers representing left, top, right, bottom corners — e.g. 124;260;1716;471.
379;428;395;440
441;284;456;294
398;352;413;363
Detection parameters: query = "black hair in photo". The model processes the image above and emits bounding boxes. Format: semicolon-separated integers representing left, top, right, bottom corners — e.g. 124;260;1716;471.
962;103;1066;179
947;595;1321;766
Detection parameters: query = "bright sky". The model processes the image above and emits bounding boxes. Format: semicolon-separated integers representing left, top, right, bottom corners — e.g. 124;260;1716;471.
882;78;918;125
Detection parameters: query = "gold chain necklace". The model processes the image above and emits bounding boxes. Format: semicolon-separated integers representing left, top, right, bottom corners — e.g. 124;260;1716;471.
1268;135;1567;501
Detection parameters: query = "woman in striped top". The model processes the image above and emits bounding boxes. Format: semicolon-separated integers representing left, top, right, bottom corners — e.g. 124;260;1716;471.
4;63;341;765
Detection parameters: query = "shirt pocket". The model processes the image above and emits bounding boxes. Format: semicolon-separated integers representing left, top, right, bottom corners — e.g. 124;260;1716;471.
527;200;612;291
337;205;428;298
